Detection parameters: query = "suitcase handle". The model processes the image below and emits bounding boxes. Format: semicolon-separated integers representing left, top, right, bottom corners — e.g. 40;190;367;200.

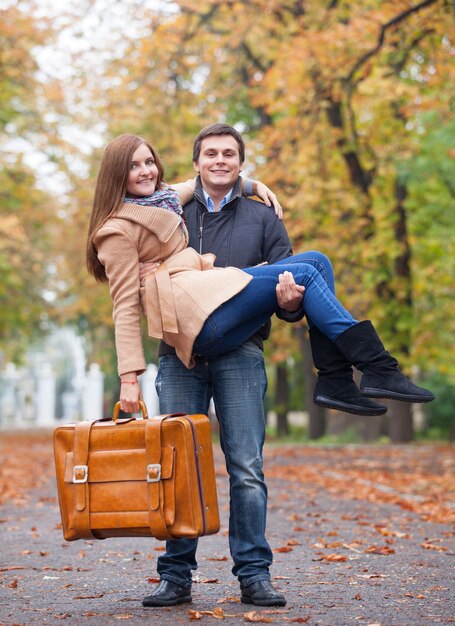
112;401;149;422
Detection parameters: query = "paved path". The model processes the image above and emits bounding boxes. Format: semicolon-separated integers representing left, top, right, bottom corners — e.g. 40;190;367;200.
0;431;454;625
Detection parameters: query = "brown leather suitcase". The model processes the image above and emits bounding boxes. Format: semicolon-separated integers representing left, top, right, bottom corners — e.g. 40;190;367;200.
53;403;220;542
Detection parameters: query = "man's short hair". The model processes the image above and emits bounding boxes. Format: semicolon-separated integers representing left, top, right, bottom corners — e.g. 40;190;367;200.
193;123;245;163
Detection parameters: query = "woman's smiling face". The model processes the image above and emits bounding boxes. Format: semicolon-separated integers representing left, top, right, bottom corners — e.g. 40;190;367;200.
126;143;159;197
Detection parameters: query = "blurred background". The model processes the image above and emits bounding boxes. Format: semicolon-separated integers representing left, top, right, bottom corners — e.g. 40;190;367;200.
1;0;454;443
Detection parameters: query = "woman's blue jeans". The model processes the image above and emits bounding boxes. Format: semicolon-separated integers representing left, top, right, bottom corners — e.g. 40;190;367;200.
194;251;357;356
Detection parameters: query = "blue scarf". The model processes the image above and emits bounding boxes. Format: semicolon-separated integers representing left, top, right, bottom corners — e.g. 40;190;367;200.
124;185;183;217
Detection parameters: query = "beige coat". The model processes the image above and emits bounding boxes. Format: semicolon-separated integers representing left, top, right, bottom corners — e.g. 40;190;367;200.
94;196;252;374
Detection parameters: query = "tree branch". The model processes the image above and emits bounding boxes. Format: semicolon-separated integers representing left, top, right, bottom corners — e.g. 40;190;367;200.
345;0;440;86
240;41;271;74
180;5;220;41
388;28;435;75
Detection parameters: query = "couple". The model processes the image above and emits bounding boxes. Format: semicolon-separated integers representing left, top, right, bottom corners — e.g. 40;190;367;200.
86;124;434;608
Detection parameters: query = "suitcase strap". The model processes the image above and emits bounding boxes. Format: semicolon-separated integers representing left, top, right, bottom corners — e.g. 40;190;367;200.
72;420;97;540
145;417;173;540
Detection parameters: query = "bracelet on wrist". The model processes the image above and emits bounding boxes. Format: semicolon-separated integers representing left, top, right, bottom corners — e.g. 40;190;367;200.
121;380;138;385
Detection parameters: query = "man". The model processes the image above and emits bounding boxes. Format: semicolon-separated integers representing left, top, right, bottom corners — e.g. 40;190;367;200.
142;124;304;608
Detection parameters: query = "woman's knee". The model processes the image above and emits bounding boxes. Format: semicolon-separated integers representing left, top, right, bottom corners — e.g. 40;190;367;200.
302;250;334;290
305;250;332;270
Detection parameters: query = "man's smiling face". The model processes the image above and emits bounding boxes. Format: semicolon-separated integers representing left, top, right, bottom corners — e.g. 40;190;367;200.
194;135;243;194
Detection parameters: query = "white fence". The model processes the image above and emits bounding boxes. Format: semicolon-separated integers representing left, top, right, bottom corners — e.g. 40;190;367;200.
0;361;159;428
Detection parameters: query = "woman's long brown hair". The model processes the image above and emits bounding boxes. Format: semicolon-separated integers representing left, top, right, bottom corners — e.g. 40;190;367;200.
86;134;165;282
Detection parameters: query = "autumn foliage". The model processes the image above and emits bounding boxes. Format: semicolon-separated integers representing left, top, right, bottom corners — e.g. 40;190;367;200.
66;1;455;380
1;1;454;436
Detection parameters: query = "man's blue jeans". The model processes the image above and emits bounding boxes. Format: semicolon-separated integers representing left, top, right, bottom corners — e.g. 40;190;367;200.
154;251;337;588
194;250;356;357
155;342;270;588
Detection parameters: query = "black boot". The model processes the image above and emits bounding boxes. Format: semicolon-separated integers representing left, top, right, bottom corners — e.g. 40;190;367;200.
309;326;387;416
241;580;286;607
142;580;192;607
334;320;435;403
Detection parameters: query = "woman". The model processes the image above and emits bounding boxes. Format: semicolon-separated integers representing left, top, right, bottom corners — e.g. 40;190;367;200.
87;134;434;415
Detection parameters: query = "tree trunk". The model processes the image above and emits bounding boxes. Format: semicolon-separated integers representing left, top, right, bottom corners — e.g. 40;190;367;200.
449;419;455;443
354;368;386;441
275;362;290;437
387;400;414;442
297;326;326;439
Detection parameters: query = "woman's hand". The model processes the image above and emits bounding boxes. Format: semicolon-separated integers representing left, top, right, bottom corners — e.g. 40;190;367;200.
276;271;305;312
250;181;283;220
139;261;161;282
119;376;141;414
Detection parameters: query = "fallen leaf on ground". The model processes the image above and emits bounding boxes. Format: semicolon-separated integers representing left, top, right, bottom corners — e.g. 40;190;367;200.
188;609;222;620
244;611;274;623
375;527;410;538
421;542;448;551
191;575;220;584
188;611;202;621
343;543;363;553
273;546;293;553
364;545;395;555
323;553;348;562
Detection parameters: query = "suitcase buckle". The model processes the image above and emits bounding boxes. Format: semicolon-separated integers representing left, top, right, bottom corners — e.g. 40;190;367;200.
73;465;88;483
146;463;161;483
